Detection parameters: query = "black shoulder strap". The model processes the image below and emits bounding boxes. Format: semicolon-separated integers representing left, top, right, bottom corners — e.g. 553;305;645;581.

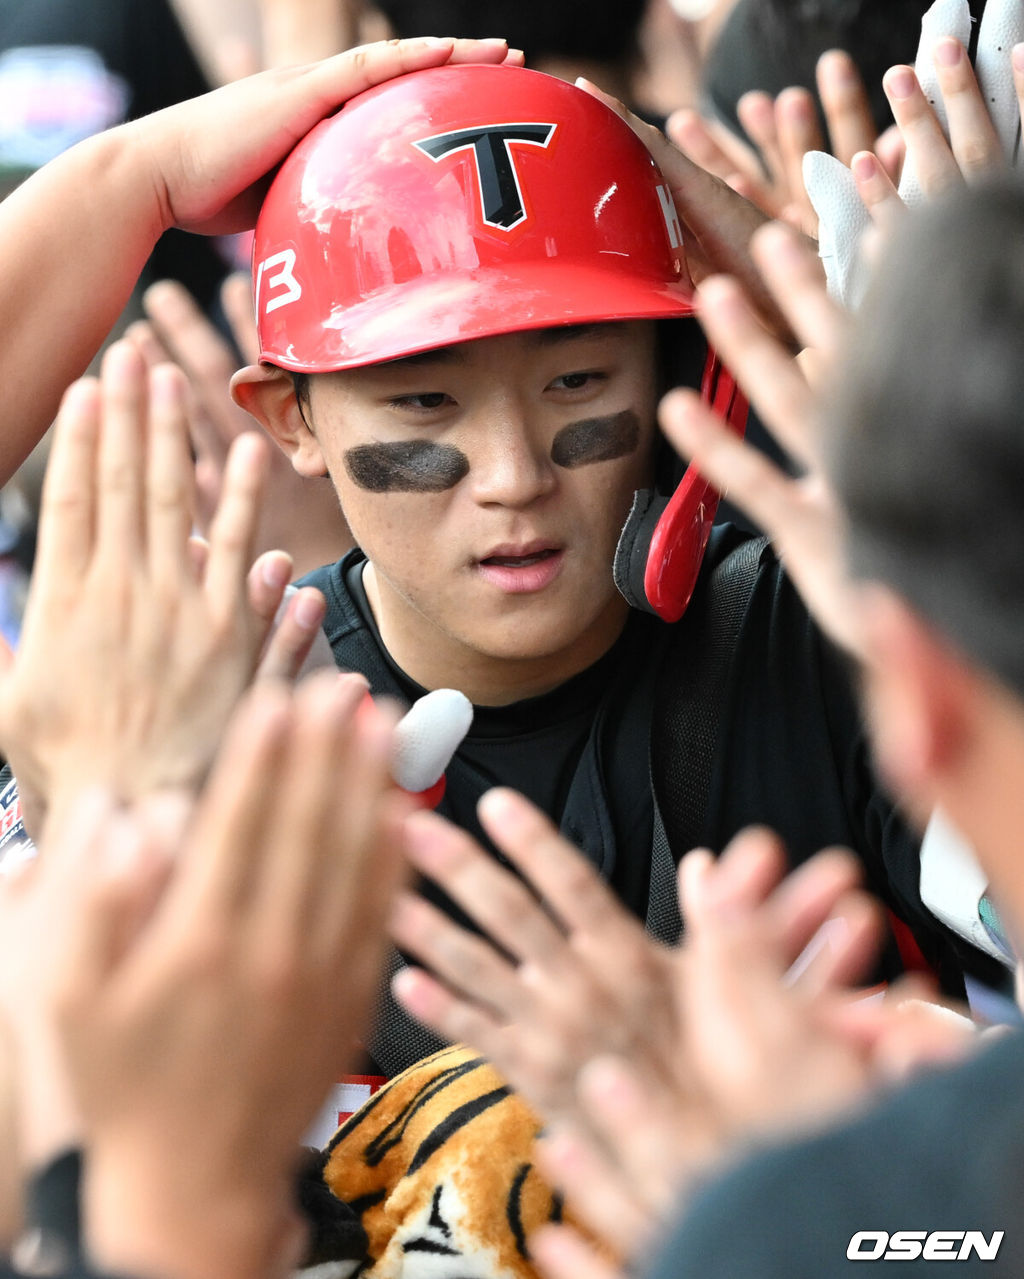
645;535;768;943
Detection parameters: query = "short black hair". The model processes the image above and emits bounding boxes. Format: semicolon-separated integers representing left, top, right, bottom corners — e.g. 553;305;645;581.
374;0;647;70
826;177;1024;697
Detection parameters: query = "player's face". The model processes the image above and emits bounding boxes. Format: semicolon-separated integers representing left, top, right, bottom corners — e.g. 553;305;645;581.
305;322;659;703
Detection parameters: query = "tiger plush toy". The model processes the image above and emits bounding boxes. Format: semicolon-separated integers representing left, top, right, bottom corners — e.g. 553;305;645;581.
298;1045;587;1279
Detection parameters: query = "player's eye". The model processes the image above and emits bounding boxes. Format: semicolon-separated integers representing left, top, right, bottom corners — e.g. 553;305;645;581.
549;370;605;392
389;392;454;411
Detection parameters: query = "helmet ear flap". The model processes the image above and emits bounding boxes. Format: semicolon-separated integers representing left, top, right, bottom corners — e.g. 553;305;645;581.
615;345;748;622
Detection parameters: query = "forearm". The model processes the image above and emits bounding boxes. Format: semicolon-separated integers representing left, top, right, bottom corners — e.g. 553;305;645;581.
167;0;261;84
0;128;166;485
83;1154;300;1279
260;0;358;67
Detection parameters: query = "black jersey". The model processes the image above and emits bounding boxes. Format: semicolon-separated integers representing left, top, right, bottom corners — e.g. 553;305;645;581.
300;527;1004;1075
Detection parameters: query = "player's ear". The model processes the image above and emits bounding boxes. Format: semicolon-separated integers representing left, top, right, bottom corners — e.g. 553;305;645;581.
231;364;327;477
858;583;973;814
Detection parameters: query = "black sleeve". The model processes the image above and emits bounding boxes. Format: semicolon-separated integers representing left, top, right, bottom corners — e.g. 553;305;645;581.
13;1149;136;1278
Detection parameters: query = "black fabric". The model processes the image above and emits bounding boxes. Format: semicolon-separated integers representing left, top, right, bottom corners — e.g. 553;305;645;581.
11;1149;124;1278
26;1148;81;1252
340;554;660;910
0;0;225;308
646;1031;1024;1278
300;528;1001;1077
295;1146;369;1266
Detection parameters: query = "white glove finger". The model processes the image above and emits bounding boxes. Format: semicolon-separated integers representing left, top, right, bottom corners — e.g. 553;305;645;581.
899;0;973;205
392;688;473;792
974;0;1024;163
803;151;872;309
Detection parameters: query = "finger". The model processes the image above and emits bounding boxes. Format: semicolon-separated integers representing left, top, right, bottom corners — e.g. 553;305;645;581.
145;364;194;586
312;682;399;933
932;37;1005;181
659;386;806;543
764;847;863;959
122;319;173;371
874;124;906;181
750;221;844;359
302;38;509;110
534;1127;652;1257
871;997;978;1083
391;958;509;1050
576;1055;692;1215
668;107;761;186
785;891;884;995
692;826;788;923
220;272;260;365
724;168;780;216
186;534;208;580
736;90;787;193
338;792;414;1036
850;150;904;230
95;341;148;560
705;113;775;181
201;431;268;614
975;8;1024;160
143;280;245;458
173;682;292;914
397;807;568;970
34;379;101;589
531;1224;628;1279
246;549;294;627
677;847;715;924
689;273;818;467
256;584;327;683
255;671;375;941
774;87;824;232
886;64;963;199
816;49;876;165
476;788;639;943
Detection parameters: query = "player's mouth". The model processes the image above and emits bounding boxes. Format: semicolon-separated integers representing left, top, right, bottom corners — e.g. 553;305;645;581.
476;542;565;593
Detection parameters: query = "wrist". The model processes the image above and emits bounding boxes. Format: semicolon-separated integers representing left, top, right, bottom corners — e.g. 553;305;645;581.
84;1148;303;1279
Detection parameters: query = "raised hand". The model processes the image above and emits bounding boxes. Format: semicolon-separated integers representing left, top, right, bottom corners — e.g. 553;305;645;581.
669;48;883;236
808;0;1024;304
389;788;679;1124
1;36;525;483
0;341;322;838
575;78;792;336
525;830;882;1261
133;274;353;577
38;675;405;1279
657;220;865;657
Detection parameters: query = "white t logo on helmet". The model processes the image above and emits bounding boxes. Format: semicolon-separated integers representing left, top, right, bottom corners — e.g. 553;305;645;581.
414;123;557;230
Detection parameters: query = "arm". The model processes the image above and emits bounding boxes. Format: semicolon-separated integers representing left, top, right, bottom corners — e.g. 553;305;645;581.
0;36;521;485
11;675;406;1279
132;274;353;576
259;0;363;67
0;341;322;839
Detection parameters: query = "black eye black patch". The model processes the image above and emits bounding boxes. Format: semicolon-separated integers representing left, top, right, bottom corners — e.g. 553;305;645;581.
550;410;641;469
344;441;470;493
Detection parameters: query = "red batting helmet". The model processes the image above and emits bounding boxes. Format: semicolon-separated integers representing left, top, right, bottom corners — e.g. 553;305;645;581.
252;63;746;620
